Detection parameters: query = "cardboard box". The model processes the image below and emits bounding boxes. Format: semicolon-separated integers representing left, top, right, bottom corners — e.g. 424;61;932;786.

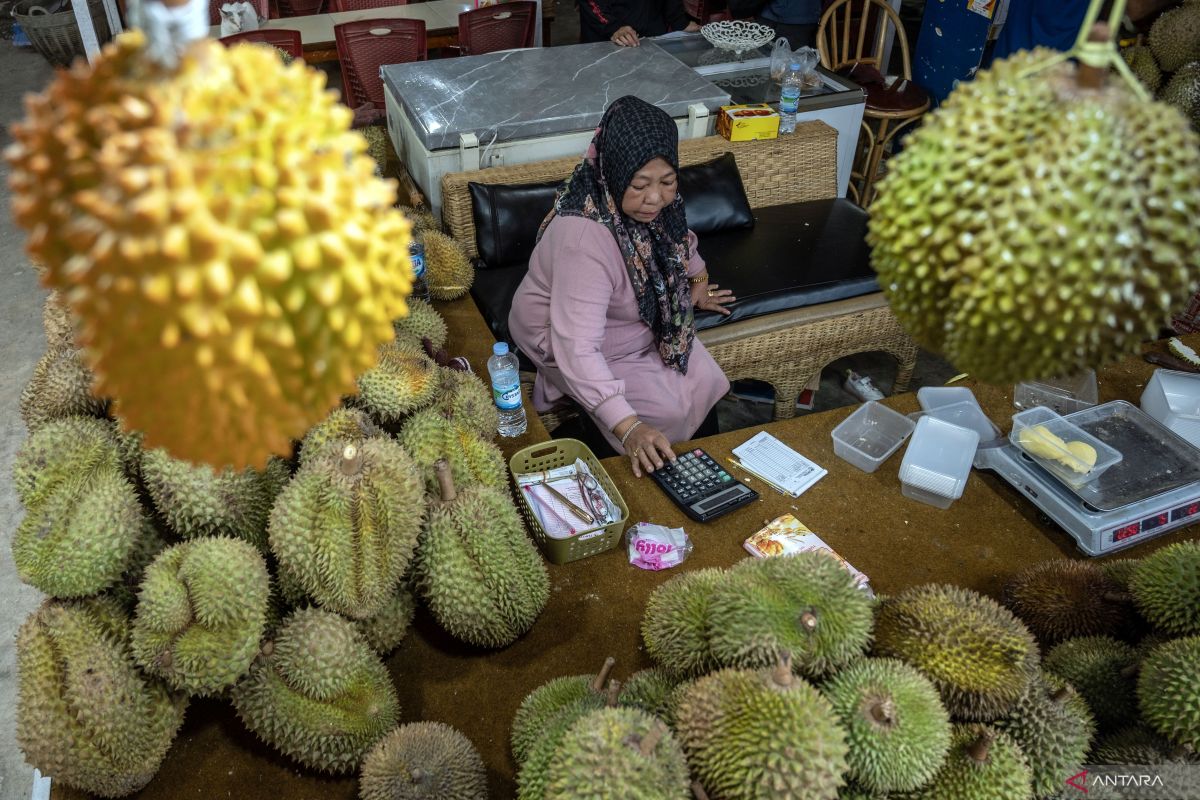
717;104;780;142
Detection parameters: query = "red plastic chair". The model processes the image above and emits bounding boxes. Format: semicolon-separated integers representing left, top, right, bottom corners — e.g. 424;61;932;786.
220;28;304;59
329;0;405;13
457;1;536;56
684;0;729;23
209;0;268;26
276;0;322;17
335;18;427;109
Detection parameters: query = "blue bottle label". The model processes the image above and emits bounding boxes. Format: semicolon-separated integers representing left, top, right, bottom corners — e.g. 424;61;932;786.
493;382;522;410
780;88;801;114
410;253;426;278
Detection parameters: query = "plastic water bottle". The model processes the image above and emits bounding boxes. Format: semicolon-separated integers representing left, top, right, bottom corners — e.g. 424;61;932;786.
488;342;527;437
779;61;803;135
409;240;431;303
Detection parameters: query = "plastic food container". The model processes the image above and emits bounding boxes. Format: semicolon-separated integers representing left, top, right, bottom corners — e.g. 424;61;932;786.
908;400;1001;444
917;386;979;411
898;416;980;509
1013;370;1098;415
1009;406;1122;488
830;401;916;473
1140;369;1200;448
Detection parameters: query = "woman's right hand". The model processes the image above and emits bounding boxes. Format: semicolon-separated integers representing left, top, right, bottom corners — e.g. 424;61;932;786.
611;25;640;46
623;422;675;477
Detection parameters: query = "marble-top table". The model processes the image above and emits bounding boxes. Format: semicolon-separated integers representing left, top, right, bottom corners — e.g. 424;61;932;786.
382;40;731;151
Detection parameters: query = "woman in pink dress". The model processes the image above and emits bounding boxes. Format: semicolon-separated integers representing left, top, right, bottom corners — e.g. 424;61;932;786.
509;96;735;477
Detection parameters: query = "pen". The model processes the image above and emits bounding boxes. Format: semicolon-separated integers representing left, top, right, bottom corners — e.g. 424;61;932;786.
725;458;791;496
540;482;594;524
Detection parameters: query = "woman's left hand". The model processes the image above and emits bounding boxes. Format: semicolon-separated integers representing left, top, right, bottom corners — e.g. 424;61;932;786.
692;282;736;316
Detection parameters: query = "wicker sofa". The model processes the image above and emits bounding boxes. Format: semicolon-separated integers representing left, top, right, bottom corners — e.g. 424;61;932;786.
440;121;918;426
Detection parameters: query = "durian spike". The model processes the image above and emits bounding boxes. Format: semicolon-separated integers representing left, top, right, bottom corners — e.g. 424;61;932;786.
692;781;711;800
1120;664;1140;680
605;679;622;707
590;656;617;692
967;730;996;764
636;720;667;757
771;653;794;688
434;458;457;502
340;444;364;476
1103;591;1132;604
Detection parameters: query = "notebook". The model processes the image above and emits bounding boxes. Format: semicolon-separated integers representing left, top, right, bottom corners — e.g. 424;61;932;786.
731;431;827;497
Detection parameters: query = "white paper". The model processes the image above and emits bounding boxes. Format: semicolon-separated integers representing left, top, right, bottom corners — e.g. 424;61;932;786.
732;431;826;497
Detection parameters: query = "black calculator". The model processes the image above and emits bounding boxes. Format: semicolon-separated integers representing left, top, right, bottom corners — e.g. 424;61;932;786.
650;448;758;522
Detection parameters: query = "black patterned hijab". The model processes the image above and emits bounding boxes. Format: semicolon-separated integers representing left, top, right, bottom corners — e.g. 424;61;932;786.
537;95;695;373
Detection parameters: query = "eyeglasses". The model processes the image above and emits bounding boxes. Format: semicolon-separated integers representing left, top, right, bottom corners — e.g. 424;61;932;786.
577;473;612;525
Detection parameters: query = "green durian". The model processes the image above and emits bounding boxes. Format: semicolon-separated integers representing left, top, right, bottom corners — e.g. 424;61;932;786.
392;297;448;351
13;415;145;597
231;607;399;773
416;459;548;648
903;724;1032;800
421;229;474;301
707;552;874;678
1151;4;1200;71
432;367;498;440
511;657;616;765
821;658;951;794
872;584;1038;721
19;346;107;432
543;708;691;800
355;582;417;655
641;568;724;678
1091;725;1199;764
141;448;290;549
1123;44;1163;93
399;407;508;494
42;290;77;350
1137;636;1200;751
675;660;849;800
1161;62;1200;129
17;597;187;797
398;205;443;236
131;537;270;695
298;405;382;467
517;682;621;800
269;439;425;619
1044;635;1139;731
1100;558;1141;591
620;667;683;724
994;670;1094;798
356;338;442;424
106;518;170;611
1002;559;1135;645
360;124;393;177
1129;541;1200;636
359;721;487;800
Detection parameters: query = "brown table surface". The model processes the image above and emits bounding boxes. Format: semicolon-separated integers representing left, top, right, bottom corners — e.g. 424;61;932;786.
54;322;1200;800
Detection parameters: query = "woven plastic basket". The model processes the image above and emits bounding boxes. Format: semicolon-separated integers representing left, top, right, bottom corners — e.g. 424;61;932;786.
509;438;628;565
12;0;112;67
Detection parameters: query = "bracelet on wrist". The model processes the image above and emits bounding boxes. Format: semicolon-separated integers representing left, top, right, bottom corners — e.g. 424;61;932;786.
619;420;643;447
688;272;708;285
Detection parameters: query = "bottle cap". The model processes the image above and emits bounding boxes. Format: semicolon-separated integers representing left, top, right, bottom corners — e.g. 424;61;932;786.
493;342;509;356
789;62;801;70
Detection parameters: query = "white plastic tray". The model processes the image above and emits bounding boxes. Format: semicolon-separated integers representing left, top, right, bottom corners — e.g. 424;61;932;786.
898;416;979;509
831;401;915;473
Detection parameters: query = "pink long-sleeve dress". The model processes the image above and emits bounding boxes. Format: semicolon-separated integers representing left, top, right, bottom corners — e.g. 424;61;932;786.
508;215;730;454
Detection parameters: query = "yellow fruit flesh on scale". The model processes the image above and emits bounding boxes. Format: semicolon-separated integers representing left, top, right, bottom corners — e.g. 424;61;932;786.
1017;425;1096;474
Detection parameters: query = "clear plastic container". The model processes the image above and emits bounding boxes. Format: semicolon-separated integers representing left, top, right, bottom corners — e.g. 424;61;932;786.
1013;370;1098;415
830;401;915;473
1009;406;1122;488
1139;369;1200;448
898;416;979;509
907;401;1002;445
917;386;979;411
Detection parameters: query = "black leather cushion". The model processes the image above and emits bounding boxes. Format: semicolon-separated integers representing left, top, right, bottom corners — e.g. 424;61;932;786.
468;153;754;270
692;198;878;332
678;152;755;234
468;264;536;371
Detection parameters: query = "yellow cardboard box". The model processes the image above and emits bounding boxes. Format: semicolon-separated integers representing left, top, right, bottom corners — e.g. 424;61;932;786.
717;104;780;142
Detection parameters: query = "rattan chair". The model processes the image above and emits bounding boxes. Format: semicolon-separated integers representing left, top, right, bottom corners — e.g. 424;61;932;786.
329;0;404;13
441;123;919;428
817;0;929;206
220;28;303;58
457;1;536;55
335;18;426;109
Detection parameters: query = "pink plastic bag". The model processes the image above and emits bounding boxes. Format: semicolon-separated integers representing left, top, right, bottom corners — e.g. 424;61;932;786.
626;523;693;571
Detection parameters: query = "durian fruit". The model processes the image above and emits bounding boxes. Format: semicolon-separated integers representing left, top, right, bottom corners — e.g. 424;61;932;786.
298;405;383;466
19;347;107;432
1092;724;1199;764
820;658;951;794
231;607;399;773
356;339;442;425
641;568;724;678
421;230;474;301
1161;61;1200;129
106;518;170;610
359;721;487;800
543;708;691;800
17;597;187;797
674;659;849;800
903;725;1032;800
1123;44;1163;94
433;368;499;441
994;670;1094;798
1044;635;1139;730
399;205;444;236
1101;557;1141;591
399;408;508;493
417;460;549;648
141;448;290;549
1002;559;1135;645
517;682;622;800
393;298;448;351
42;290;77;350
7;32;414;469
356;582;417;655
867;48;1200;384
620;667;682;724
360;125;393;177
131;537;270;695
1137;636;1200;751
512;657;616;765
1129;541;1200;635
12;415;145;597
706;552;874;678
1151;4;1200;72
872;584;1039;721
269;438;425;619
1169;336;1200;366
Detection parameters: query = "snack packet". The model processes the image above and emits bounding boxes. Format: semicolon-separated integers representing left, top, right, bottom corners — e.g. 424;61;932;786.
744;514;872;594
627;523;692;571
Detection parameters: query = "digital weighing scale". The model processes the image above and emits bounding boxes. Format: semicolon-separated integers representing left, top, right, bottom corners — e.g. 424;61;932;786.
976;401;1200;556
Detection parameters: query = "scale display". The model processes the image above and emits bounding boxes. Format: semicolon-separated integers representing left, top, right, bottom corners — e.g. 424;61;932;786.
1112;501;1200;544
